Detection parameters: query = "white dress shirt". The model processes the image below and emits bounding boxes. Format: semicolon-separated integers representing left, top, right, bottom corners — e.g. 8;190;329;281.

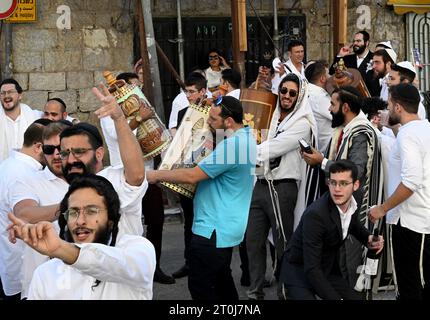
168;91;189;129
0;104;40;163
337;196;358;240
386;120;430;234
28;234;155;300
307;84;333;152
0;151;42;296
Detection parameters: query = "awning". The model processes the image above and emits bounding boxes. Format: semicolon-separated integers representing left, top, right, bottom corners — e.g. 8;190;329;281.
387;0;430;14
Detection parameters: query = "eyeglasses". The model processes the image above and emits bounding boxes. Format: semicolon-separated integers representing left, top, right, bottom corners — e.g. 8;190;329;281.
185;89;199;96
215;95;233;116
209;55;219;61
279;87;298;97
59;147;94;160
62;205;104;222
327;179;354;188
0;89;18;96
42;144;61;155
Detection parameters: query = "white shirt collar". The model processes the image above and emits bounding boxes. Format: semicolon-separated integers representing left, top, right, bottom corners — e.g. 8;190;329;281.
336;196;358;239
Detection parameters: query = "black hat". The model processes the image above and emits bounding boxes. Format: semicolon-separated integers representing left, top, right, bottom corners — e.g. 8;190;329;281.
60;122;103;148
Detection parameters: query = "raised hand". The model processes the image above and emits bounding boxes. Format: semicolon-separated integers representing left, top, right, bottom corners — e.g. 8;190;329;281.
8;212;62;257
92;83;125;121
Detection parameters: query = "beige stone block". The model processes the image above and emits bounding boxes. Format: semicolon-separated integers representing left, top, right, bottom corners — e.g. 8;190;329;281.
67;72;94;89
83;28;110;49
22;91;49;111
111;48;134;72
83;48;114;70
86;0;123;11
14;51;43;73
79;88;100;112
48;0;86;11
57;31;83;50
44;50;82;72
13;74;29;91
72;11;97;27
48;90;79;114
29;73;66;91
13;29;59;52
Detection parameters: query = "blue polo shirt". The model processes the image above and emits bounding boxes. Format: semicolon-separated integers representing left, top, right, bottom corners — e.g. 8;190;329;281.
193;126;256;248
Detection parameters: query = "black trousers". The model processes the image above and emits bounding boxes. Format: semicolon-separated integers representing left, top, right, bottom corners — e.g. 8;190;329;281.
188;232;238;301
392;222;430;300
179;194;194;265
142;184;165;267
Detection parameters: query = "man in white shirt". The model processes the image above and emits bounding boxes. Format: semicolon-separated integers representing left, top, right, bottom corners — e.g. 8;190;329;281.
8;174;156;300
304;60;333;152
11;85;147;297
0;123;45;300
372;49;397;101
369;83;430;300
220;68;241;99
0;78;41;163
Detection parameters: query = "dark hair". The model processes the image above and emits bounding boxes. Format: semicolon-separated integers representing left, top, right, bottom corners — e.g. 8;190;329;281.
185;72;207;91
278;73;300;92
23;123;45;147
42;121;72;141
332;86;362;114
362;96;387;119
355;30;370;43
47;98;67;112
391;64;416;83
221;69;241;89
0;78;23;93
60;122;103;149
207;48;221;57
217;96;243;123
287;39;305;52
373;49;395;65
116;72;139;84
58;174;121;247
389;83;420;114
33;118;53;126
329;159;358;182
304;60;328;84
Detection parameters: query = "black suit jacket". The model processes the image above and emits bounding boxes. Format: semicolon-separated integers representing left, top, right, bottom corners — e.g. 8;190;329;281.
329;51;373;81
281;192;370;300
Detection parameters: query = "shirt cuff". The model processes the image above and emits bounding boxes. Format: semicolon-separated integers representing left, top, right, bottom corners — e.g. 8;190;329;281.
321;157;329;170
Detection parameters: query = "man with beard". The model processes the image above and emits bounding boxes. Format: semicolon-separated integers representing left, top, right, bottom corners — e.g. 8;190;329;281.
146;96;256;300
371;49;397;102
10;85;147;298
8;174;156;300
303;86;383;288
329;31;373;82
246;73;318;300
0;79;41;163
0;123;46;300
369;83;430;300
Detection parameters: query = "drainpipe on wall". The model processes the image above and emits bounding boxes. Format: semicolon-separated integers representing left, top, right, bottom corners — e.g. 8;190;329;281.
176;0;184;82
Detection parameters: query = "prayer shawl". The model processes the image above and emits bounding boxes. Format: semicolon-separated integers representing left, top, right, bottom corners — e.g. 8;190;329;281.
262;76;320;242
327;111;384;226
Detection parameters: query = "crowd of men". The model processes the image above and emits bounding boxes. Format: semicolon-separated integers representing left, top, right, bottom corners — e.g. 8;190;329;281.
0;31;429;301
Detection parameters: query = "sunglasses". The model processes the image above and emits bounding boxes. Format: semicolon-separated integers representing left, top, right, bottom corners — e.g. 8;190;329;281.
209;55;219;61
42;144;61;155
279;87;298;97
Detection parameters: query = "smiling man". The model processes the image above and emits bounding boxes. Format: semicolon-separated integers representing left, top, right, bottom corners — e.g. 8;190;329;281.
280;160;384;300
0;79;41;163
8;174;156;300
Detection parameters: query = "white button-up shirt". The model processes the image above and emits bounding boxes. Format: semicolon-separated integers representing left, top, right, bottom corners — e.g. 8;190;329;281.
0;150;42;296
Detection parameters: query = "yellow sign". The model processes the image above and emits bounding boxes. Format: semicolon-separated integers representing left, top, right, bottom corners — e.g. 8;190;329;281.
5;0;36;23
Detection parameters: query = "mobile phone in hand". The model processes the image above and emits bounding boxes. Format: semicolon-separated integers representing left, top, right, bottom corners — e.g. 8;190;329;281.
299;139;312;154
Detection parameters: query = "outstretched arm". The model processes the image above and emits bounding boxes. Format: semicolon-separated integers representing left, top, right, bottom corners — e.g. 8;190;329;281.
93;84;145;186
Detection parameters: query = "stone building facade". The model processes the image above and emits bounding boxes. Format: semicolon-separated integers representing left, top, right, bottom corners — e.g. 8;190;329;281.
0;0;406;122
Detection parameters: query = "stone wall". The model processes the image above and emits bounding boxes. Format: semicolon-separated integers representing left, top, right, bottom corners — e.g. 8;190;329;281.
2;0;406;122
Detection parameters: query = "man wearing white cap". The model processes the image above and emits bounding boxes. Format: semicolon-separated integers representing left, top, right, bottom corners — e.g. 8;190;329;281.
388;61;426;120
372;49;397;102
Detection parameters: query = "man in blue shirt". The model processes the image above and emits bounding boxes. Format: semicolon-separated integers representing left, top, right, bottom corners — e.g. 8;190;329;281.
147;96;256;300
